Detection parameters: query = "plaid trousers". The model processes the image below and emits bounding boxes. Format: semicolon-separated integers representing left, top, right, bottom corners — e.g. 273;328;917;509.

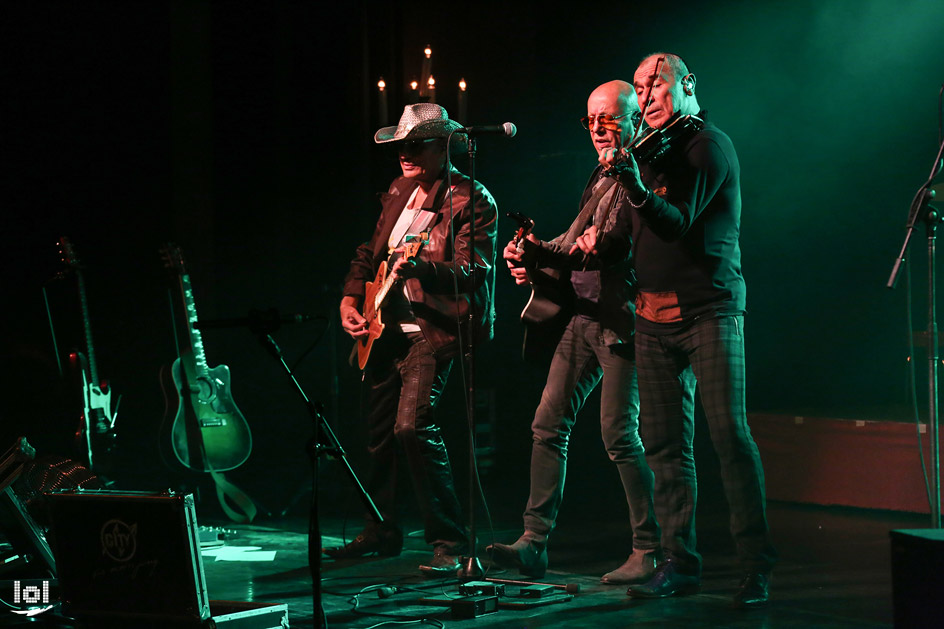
635;315;776;575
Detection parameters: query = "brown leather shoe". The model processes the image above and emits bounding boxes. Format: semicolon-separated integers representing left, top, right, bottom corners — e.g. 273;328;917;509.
600;549;658;585
323;527;402;559
486;534;548;578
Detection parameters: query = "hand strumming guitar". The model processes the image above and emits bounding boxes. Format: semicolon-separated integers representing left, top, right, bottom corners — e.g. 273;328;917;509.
569;224;600;257
340;295;369;339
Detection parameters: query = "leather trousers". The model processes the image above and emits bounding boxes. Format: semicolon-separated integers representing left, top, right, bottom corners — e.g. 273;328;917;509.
363;330;467;553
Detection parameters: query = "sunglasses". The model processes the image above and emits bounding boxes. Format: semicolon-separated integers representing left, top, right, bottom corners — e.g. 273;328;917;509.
398;138;441;154
580;112;631;131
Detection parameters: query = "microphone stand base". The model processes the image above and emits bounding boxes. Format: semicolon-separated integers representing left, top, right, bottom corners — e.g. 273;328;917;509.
457;555;485;580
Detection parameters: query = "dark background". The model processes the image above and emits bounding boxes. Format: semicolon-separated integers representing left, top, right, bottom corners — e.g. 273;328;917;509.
3;0;942;523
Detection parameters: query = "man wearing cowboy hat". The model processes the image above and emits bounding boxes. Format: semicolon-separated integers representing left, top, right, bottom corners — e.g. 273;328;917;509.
330;103;498;575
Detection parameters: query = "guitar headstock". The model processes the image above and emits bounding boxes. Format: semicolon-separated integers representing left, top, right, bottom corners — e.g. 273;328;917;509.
506;211;535;245
402;230;429;259
59;236;80;269
160;242;188;275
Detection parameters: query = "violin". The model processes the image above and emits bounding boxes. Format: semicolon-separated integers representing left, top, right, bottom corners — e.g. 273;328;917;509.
604;113;705;176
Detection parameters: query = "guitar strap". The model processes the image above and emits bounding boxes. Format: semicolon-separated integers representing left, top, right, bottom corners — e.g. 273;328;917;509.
388;180;441;250
210;468;259;523
558;174;619;248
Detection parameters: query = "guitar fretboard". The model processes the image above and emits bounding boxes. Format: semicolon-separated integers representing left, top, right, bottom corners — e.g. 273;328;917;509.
180;274;209;376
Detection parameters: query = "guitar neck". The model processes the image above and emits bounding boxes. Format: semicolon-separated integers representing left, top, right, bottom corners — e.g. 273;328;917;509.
373;268;401;312
74;269;100;386
178;273;210;376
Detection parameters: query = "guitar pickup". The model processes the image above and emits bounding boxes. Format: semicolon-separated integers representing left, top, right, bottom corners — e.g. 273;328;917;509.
199;418;227;427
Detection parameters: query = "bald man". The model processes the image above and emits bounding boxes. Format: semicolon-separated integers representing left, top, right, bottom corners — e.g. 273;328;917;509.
488;80;660;585
590;53;777;608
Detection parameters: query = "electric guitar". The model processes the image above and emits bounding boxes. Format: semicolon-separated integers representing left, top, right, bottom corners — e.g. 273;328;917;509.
58;237;117;473
356;231;428;369
504;212;573;360
159;244;252;472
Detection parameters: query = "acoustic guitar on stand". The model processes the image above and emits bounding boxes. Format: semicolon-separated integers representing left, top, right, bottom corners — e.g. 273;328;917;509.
159;243;252;473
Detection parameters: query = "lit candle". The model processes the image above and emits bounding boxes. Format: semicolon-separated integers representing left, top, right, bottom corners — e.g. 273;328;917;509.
419;45;432;100
377;77;387;126
457;77;468;123
409;78;419;104
426;74;436;104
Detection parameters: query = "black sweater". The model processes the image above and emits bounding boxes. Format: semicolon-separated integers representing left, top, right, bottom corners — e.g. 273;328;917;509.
629;119;746;335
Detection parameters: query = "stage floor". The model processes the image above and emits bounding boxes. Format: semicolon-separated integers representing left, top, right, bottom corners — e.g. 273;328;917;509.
4;498;928;628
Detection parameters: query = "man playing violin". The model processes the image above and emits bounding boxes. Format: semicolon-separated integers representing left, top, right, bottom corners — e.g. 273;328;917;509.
488;80;661;585
585;53;777;607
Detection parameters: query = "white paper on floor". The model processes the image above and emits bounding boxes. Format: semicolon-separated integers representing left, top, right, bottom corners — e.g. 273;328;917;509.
201;545;277;561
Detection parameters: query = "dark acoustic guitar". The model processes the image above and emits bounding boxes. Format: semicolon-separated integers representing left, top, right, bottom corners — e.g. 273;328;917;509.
159;243;252;473
505;212;573;362
356;231;428;370
58;237;118;475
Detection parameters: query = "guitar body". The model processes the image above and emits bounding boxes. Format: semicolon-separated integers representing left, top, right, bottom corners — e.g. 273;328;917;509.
357;261;388;370
164;356;252;472
76;366;117;462
355;234;427;370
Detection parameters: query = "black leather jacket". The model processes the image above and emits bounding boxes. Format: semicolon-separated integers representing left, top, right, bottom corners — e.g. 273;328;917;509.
343;167;498;358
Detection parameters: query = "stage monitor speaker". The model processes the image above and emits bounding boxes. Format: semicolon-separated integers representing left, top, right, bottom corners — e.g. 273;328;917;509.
45;489;210;625
889;528;944;628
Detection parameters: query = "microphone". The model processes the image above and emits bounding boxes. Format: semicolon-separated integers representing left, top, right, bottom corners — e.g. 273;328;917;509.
461;122;517;137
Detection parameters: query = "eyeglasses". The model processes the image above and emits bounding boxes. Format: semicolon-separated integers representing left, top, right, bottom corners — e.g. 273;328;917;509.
580;112;631;130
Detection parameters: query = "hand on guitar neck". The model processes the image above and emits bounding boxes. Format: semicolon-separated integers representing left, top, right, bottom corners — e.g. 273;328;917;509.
504;210;538;286
339;245;426;340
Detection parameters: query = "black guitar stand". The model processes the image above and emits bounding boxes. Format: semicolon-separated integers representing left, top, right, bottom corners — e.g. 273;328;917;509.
246;313;384;629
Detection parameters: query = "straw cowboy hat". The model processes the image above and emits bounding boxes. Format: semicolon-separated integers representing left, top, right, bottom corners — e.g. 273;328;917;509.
374;103;467;148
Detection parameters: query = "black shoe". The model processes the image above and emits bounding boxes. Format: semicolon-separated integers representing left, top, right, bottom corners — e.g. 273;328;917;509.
732;572;770;609
486;534;548;578
323;527;403;559
627;560;700;598
418;547;462;576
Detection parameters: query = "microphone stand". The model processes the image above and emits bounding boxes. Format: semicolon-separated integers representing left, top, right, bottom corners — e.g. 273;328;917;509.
887;135;944;528
198;310;383;627
457;135;484;580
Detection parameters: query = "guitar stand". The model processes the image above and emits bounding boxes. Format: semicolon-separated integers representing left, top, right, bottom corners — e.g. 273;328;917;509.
254;328;383;629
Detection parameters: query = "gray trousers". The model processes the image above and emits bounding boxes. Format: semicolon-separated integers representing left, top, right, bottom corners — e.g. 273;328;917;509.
635;315;776;575
523;315;659;551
